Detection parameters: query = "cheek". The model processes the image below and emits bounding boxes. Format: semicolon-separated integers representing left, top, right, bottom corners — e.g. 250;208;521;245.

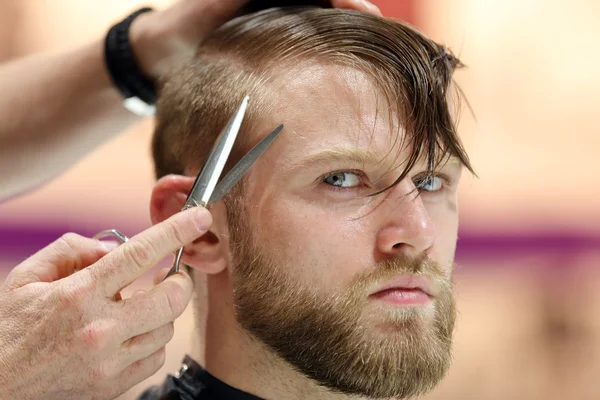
427;202;459;275
253;196;376;290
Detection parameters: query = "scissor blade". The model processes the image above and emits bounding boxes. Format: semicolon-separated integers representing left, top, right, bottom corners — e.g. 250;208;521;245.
209;124;284;205
186;96;249;208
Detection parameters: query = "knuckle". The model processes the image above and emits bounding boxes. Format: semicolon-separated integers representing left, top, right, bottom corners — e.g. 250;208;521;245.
57;232;83;251
162;218;186;246
77;322;112;351
122;239;156;271
57;279;90;308
60;232;81;244
135;348;166;381
162;286;186;318
153;347;167;368
91;360;118;381
157;322;175;345
167;322;175;341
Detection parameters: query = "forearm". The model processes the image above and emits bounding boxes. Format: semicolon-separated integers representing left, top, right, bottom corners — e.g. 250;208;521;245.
0;39;140;200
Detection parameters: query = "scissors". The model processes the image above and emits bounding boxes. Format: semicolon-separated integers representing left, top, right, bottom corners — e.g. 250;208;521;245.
93;95;284;282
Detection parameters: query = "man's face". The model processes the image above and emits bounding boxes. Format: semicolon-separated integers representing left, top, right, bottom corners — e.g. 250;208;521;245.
227;64;462;398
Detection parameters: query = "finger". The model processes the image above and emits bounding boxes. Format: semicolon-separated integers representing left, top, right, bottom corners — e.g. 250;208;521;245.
176;0;252;37
331;0;383;15
119;270;193;339
205;0;252;18
114;289;144;302
89;207;211;297
117;322;174;370
116;347;167;396
153;267;172;286
6;233;114;288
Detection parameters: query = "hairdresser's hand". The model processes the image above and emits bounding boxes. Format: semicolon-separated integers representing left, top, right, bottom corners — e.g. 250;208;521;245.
130;0;382;79
0;207;212;400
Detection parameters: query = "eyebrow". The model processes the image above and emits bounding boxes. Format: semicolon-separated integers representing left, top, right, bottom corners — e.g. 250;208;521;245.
438;155;463;168
284;147;464;174
283;148;385;173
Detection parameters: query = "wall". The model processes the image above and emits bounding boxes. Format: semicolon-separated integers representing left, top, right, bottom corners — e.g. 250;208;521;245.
1;1;599;398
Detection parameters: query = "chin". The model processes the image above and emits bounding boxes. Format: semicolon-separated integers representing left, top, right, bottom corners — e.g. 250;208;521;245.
366;301;436;325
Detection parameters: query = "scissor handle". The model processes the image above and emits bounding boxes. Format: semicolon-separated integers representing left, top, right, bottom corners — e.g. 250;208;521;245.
93;229;129;244
159;247;185;283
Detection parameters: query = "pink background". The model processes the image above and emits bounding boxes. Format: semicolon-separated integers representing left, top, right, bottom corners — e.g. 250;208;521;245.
1;1;599;399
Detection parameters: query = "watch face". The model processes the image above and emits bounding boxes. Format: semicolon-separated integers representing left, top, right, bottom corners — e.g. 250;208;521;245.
242;0;332;14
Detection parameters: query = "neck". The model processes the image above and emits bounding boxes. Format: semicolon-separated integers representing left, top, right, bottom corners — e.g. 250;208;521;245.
195;271;363;400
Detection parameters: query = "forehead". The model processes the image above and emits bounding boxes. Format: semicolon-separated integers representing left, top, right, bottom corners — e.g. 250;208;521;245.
256;63;404;163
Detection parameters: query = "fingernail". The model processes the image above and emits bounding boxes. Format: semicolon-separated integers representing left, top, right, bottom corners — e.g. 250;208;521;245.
100;241;119;252
193;207;212;231
362;0;382;15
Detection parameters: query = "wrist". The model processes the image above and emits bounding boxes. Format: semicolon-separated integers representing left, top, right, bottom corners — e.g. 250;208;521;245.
128;10;161;80
105;8;157;115
129;9;189;80
129;5;200;80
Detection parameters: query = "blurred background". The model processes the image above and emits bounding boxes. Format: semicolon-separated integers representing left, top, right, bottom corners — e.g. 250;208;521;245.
1;0;599;399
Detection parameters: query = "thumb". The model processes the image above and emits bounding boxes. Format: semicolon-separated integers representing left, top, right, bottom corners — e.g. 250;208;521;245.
153;267;173;286
5;233;115;289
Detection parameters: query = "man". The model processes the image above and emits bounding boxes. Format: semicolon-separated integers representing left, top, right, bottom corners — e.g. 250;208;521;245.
143;6;473;399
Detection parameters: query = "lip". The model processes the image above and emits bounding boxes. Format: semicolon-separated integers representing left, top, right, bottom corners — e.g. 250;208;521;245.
369;275;436;298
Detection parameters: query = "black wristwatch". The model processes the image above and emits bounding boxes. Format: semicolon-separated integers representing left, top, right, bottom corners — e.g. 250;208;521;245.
104;7;157;116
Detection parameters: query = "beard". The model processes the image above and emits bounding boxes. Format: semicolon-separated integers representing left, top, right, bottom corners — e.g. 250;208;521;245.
227;206;456;399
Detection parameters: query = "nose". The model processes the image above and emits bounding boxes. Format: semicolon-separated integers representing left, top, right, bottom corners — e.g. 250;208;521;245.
375;181;437;257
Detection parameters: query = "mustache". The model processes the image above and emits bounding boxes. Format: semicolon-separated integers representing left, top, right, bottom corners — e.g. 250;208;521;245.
347;254;449;295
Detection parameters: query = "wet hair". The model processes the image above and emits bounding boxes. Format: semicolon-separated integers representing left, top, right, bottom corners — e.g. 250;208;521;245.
152;6;473;192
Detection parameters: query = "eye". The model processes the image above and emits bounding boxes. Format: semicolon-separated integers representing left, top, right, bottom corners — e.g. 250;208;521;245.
323;171;362;188
416;175;444;192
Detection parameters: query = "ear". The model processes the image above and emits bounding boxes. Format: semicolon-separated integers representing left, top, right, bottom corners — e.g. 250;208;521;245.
150;174;229;275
